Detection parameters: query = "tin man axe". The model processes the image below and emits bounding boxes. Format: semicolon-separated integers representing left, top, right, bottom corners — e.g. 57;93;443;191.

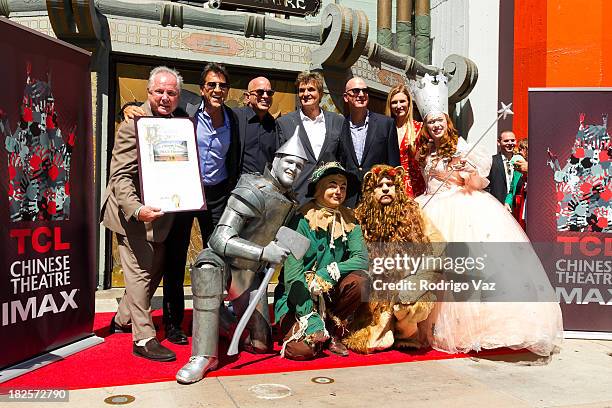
227;226;311;356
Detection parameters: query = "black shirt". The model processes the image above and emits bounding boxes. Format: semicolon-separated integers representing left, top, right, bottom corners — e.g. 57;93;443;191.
241;107;278;174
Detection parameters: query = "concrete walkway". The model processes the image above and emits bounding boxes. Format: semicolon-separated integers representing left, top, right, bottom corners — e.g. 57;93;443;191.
8;290;612;408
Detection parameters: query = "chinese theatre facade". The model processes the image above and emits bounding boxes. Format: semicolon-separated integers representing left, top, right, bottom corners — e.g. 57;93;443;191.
2;0;477;287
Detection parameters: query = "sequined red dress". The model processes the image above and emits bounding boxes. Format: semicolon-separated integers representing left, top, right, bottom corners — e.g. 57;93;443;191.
399;120;425;197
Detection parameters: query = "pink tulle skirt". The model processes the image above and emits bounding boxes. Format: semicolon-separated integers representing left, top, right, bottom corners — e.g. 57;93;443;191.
416;188;563;356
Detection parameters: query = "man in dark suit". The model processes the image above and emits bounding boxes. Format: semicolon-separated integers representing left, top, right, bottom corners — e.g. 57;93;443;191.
232;76;281;174
340;76;400;207
277;71;345;204
487;130;517;204
101;66;180;361
160;63;241;345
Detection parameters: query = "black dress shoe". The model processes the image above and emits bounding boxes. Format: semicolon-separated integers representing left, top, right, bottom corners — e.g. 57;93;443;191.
133;338;176;362
109;314;130;334
165;325;188;345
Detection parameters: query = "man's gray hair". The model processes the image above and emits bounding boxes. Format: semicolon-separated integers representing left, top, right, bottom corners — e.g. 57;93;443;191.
147;66;183;91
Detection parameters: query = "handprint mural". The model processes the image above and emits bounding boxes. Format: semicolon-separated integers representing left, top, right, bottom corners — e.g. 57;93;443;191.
2;64;75;221
547;114;611;233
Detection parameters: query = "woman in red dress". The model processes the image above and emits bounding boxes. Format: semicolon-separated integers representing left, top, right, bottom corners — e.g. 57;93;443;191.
385;84;425;197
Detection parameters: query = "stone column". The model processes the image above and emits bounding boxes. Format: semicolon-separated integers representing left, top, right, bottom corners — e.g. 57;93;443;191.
396;0;413;55
414;0;431;64
377;0;392;49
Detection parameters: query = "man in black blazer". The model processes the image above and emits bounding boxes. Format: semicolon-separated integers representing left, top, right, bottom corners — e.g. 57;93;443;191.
340;76;400;207
277;71;345;204
232;76;281;175
164;63;242;344
487;130;517;204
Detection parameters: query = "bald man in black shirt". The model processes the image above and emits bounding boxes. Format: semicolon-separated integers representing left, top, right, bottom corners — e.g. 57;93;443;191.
233;76;282;174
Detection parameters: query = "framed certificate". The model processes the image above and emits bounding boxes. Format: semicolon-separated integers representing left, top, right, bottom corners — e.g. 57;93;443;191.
135;116;206;212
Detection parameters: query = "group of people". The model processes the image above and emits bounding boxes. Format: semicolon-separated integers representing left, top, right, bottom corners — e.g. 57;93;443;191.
101;63;563;385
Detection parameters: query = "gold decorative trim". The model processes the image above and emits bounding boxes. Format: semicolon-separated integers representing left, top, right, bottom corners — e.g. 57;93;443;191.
109;20;312;64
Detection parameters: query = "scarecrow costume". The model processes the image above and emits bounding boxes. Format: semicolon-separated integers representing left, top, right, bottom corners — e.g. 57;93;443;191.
274;162;370;360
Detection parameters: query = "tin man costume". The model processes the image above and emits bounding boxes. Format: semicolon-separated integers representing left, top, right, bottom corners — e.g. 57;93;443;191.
176;131;308;384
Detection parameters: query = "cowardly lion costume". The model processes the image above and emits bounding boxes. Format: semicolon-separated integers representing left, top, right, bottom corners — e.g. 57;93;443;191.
344;165;445;353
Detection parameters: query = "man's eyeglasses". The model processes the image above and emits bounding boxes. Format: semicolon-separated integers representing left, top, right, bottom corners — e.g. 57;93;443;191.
346;87;369;96
204;81;230;91
249;89;275;97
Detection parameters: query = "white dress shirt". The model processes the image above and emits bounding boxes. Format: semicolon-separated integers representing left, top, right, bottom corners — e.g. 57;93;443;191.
300;109;326;159
502;155;514;193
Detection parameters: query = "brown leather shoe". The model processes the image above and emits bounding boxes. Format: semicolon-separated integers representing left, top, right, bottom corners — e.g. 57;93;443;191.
133;338;176;362
241;335;272;354
241;311;272;354
328;336;349;357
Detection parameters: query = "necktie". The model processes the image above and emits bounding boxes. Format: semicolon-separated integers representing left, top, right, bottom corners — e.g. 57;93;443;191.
504;158;512;192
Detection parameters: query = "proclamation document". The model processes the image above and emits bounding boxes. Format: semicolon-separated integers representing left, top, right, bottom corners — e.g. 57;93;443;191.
135;117;206;212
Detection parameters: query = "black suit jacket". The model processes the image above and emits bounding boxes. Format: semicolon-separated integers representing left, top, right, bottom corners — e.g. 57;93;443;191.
487;153;508;204
183;91;241;190
232;106;280;174
277;109;345;204
339;111;400;207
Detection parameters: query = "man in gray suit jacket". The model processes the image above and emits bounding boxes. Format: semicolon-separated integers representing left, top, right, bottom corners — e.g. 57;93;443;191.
101;66;181;362
277;71;344;204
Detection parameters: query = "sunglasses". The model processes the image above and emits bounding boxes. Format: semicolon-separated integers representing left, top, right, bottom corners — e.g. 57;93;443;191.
347;87;369;96
249;89;275;97
204;81;230;91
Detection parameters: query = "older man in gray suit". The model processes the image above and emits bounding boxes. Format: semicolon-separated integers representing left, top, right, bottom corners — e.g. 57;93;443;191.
277;71;344;204
101;66;182;362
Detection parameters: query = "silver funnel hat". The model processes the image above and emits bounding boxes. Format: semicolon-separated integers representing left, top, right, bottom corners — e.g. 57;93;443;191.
408;73;449;120
275;127;308;161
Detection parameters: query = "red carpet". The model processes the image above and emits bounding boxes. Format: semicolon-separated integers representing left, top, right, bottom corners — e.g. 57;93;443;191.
4;311;525;390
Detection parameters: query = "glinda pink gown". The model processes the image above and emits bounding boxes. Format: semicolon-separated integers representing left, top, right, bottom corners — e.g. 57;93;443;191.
415;138;563;356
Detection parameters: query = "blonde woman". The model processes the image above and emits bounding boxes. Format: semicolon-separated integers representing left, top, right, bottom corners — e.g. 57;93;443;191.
385;84;425;197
